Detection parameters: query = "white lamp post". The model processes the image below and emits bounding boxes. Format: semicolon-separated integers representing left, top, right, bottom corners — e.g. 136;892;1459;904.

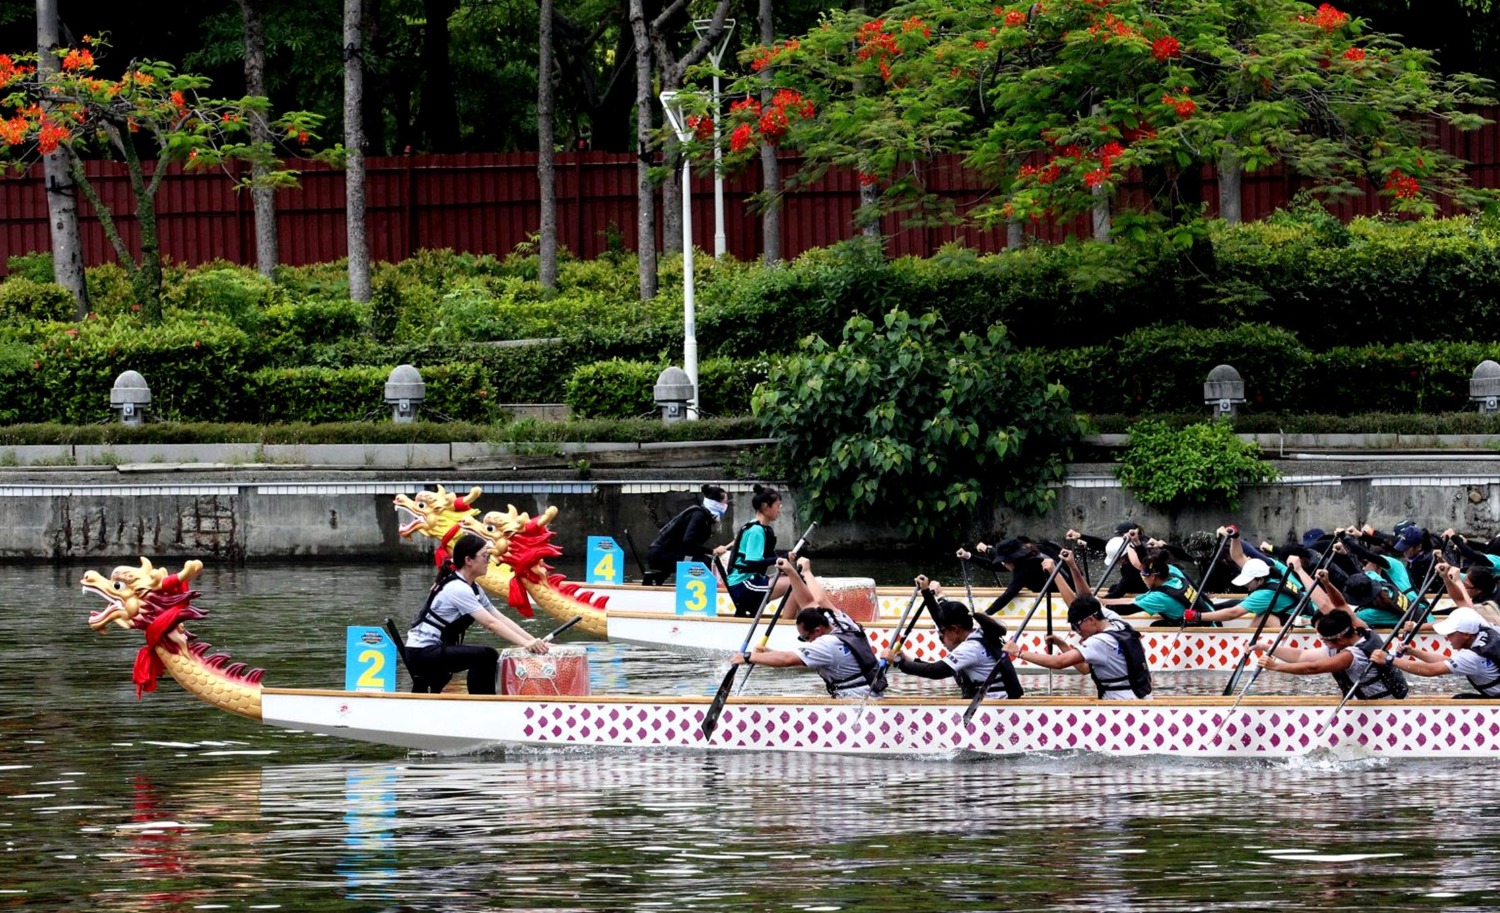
693;18;735;258
659;89;699;420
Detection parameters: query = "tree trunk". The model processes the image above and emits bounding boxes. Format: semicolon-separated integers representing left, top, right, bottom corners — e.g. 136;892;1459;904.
119;141;164;322
628;0;657;299
1006;220;1024;250
345;0;371;302
35;0;88;316
238;0;279;278
758;0;780;265
1218;151;1243;224
538;0;558;288
418;0;460;152
1092;186;1111;242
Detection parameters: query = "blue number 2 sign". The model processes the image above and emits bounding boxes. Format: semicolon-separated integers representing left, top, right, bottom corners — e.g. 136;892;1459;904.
586;536;624;585
345;626;397;692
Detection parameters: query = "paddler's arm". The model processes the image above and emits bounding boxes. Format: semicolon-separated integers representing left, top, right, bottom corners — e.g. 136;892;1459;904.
1256;646;1351;675
730;647;805;668
1005;640;1088;673
475;607;549;654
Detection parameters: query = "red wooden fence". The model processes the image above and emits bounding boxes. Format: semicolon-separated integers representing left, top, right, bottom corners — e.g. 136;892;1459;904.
2;110;1498;273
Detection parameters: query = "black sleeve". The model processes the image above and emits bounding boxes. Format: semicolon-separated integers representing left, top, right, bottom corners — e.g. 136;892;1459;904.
679;510;715;563
1456;538;1487;563
967;549;1006;571
1075;533;1108;552
1342;537;1381;566
984;576;1024;615
896;656;957;680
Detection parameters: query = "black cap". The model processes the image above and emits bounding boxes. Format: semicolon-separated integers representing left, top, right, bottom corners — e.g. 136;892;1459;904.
1115;520;1140;535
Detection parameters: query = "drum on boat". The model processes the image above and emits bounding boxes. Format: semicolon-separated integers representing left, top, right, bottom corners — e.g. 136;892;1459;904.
500;645;591;696
821;577;879;624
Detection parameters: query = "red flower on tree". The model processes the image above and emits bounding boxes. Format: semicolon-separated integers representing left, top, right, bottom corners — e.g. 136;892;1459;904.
1342;47;1365;62
61;48;93;71
729;122;753;152
1384;169;1421;200
1314;3;1349;31
1151;36;1181;62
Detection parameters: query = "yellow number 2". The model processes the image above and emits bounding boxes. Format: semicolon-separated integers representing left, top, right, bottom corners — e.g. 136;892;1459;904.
356;649;386;688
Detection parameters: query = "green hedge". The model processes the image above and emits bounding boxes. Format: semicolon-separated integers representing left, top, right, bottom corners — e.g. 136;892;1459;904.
248;363;502;424
563;358;770;418
0;416;764;445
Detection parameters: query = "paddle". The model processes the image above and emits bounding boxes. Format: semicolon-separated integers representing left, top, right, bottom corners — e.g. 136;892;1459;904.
1220;547;1334;696
878;585;924;674
735;526;819;695
1207;574;1327;745
699;523;816;740
961;557;977;614
1090;535;1131;597
962;558;1065;727
542;615;584;641
621;527;650;583
1171;528;1232;638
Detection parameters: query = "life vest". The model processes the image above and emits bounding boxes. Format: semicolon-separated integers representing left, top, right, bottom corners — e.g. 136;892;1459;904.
727;521;777;577
1262;571;1305;622
648;504;711;556
1460;626;1500;696
822;611;888;697
1331;629;1409;700
1088;620;1153;698
1151;572;1218;625
954;631;1025;700
410;573;479;646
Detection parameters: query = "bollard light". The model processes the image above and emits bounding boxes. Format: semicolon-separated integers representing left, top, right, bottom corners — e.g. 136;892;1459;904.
1203;364;1246;420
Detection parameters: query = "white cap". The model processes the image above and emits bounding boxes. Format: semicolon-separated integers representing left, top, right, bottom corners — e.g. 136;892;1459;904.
1231;558;1272;587
1105;536;1125;566
1434;606;1485;636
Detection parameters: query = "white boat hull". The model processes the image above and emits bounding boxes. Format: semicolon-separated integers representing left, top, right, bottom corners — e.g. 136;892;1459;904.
261;689;1500;758
605;610;1457;672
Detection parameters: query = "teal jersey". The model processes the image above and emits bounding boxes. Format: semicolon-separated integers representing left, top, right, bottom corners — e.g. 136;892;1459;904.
1356;604;1408;627
727;524;768;587
1134;566;1195;623
1239;558;1303;617
1376;555;1416;600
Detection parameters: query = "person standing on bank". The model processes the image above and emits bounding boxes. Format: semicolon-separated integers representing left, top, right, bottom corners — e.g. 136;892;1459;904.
406;533;550;695
881;576;1024;699
726;485;789;617
645;484;730;584
1002;594;1153;700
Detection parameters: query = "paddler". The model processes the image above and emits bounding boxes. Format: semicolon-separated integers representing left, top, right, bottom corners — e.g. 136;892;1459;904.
1377;606;1500;698
1002;592;1154;700
729;557;887;699
880;576;1024;699
1249;606;1408;700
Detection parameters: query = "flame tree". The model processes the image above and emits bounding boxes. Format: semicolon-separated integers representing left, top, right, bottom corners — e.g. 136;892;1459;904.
0;37;325;321
708;0;1494;243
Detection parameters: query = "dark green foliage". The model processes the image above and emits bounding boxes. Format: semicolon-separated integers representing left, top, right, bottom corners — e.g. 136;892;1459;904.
1115;421;1280;509
563;357;772;419
0;278;75;323
4;252;56;285
0;417;762;445
754;309;1085;539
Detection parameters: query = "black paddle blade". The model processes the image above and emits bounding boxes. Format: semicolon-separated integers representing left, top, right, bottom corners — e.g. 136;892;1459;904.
700;664;740;740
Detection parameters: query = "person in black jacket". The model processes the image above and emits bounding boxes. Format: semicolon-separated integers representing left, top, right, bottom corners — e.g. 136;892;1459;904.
958;537;1070;615
644;484;729;585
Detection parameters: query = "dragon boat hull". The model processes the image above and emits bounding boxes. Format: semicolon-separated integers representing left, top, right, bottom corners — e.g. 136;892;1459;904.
605;609;1458;672
259;689;1500;758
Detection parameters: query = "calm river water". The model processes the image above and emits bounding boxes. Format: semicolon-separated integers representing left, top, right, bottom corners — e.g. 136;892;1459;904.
3;560;1498;912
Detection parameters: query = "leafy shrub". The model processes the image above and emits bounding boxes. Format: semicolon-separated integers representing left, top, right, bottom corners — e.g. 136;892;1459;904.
5;252;55;284
1115;420;1279;509
0;278;75;322
165;265;279;327
85;263;139;317
249;362;501;424
29;316;253;423
564;357;771;419
0;417;763;444
755;309;1085;540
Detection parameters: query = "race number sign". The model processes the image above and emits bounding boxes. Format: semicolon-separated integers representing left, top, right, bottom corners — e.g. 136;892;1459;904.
675;561;717;616
586;536;624;585
345;626;397;692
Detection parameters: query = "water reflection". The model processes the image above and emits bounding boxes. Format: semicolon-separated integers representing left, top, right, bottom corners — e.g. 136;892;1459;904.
3;560;1499;912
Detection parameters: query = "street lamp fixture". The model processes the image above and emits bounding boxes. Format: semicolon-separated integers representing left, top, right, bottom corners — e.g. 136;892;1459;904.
660;89;699;420
693;18;736;258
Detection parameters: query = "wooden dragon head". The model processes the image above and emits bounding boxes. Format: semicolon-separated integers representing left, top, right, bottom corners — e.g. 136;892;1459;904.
83;557;203;632
392;485;483;540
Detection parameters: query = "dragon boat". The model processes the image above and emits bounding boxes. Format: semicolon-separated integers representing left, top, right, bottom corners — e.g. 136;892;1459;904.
606;607;1460;673
392;486;610;638
82;559;1500;760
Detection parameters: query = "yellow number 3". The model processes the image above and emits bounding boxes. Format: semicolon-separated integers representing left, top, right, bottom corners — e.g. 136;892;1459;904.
685;578;707;612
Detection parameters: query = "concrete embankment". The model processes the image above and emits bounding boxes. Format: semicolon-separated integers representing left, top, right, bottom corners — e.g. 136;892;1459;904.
4;437;1500;560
